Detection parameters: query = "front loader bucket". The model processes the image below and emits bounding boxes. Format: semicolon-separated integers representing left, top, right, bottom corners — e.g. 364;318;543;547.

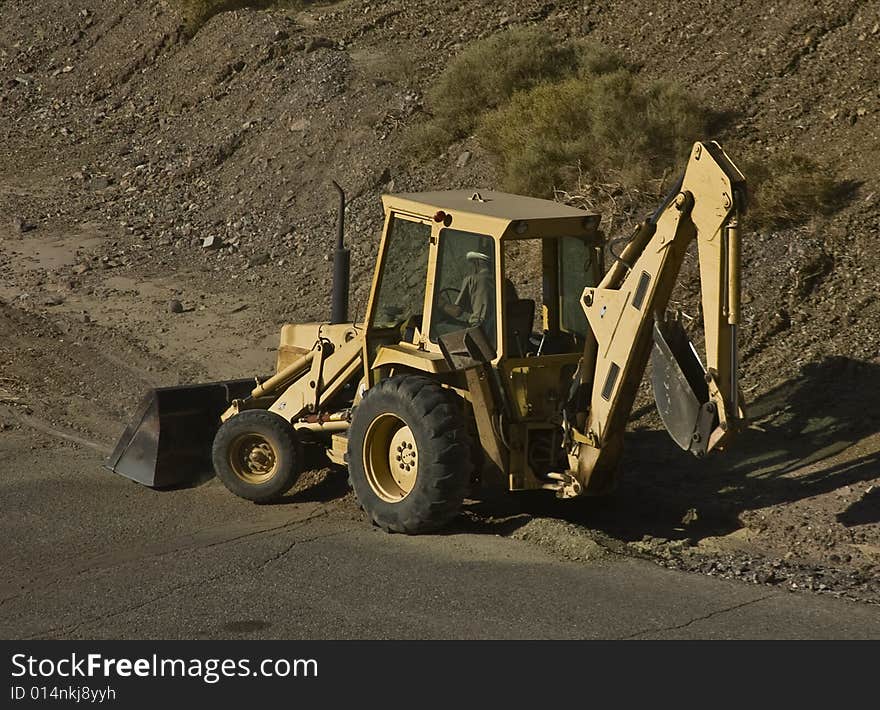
105;379;254;488
651;316;710;453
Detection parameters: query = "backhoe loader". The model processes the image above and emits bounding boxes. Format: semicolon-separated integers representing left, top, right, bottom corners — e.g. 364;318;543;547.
107;141;747;533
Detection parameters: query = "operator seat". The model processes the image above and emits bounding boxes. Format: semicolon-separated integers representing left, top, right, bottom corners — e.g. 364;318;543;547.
506;298;535;358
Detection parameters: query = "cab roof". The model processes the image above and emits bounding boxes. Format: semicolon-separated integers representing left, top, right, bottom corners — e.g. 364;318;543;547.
383;189;599;222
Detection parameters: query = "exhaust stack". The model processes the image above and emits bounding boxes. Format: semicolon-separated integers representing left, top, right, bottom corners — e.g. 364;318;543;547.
330;180;350;324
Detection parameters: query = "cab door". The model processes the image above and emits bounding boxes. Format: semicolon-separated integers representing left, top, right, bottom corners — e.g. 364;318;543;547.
426;227;499;357
362;212;436;383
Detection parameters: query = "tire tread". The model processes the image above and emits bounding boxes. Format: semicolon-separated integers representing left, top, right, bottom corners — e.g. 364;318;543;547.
346;375;474;533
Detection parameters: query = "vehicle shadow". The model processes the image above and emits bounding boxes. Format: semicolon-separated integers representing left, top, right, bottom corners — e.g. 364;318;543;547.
462;356;880;541
837;485;880;527
271;444;352;505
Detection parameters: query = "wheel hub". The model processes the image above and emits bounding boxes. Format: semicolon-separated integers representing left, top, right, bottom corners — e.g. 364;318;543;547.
363;414;419;502
388;426;418;492
229;434;278;484
246;443;275;473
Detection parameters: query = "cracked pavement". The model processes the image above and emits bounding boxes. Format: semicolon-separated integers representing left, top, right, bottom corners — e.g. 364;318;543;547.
2;429;879;640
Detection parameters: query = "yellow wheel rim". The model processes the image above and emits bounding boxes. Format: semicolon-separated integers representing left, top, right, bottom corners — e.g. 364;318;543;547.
363;413;418;502
228;433;278;485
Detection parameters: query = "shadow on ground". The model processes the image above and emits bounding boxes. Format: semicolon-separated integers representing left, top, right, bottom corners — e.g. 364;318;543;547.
235;356;879;544
271;444;352;505
461;356;880;541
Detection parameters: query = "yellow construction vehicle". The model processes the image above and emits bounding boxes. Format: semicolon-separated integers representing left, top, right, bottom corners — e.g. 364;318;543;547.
107;141;747;533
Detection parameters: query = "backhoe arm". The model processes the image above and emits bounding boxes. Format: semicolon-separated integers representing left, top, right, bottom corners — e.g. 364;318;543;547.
560;141;746;497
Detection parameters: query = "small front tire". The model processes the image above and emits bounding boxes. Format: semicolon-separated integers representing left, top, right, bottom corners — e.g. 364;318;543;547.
212;409;302;503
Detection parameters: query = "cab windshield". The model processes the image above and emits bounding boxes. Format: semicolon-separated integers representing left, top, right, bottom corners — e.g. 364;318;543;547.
371;216;431;330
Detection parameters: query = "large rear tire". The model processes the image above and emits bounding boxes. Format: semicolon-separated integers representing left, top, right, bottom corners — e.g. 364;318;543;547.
347;375;474;534
212;409;302;503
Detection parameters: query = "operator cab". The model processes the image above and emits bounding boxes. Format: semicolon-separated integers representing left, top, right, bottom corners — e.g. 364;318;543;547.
364;190;603;488
367;189;603;367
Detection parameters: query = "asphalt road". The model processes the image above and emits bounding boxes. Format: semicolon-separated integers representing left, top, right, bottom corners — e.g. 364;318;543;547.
2;428;879;640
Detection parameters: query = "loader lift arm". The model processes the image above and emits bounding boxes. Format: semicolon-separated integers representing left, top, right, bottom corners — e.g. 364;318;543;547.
559;141;746;497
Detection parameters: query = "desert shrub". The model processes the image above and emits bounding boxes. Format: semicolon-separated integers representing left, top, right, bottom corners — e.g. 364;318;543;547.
573;39;633;77
419;27;580;144
174;1;302;35
406;121;457;158
740;154;851;230
414;28;849;230
371;49;420;88
478;70;708;197
410;28;698;202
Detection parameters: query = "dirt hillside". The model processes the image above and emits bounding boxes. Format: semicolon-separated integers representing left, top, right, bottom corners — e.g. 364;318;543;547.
1;0;878;603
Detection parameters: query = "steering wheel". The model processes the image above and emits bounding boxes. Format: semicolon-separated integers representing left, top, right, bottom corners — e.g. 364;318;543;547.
438;287;460;307
435;287;466;325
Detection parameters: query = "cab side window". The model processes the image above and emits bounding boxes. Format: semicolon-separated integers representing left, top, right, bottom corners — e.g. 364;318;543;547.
558;236;594;340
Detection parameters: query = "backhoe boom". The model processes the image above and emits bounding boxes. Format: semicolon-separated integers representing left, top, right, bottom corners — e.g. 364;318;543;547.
561;141;747;496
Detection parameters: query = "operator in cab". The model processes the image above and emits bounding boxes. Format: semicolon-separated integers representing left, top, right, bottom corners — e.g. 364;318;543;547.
441;250;494;327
